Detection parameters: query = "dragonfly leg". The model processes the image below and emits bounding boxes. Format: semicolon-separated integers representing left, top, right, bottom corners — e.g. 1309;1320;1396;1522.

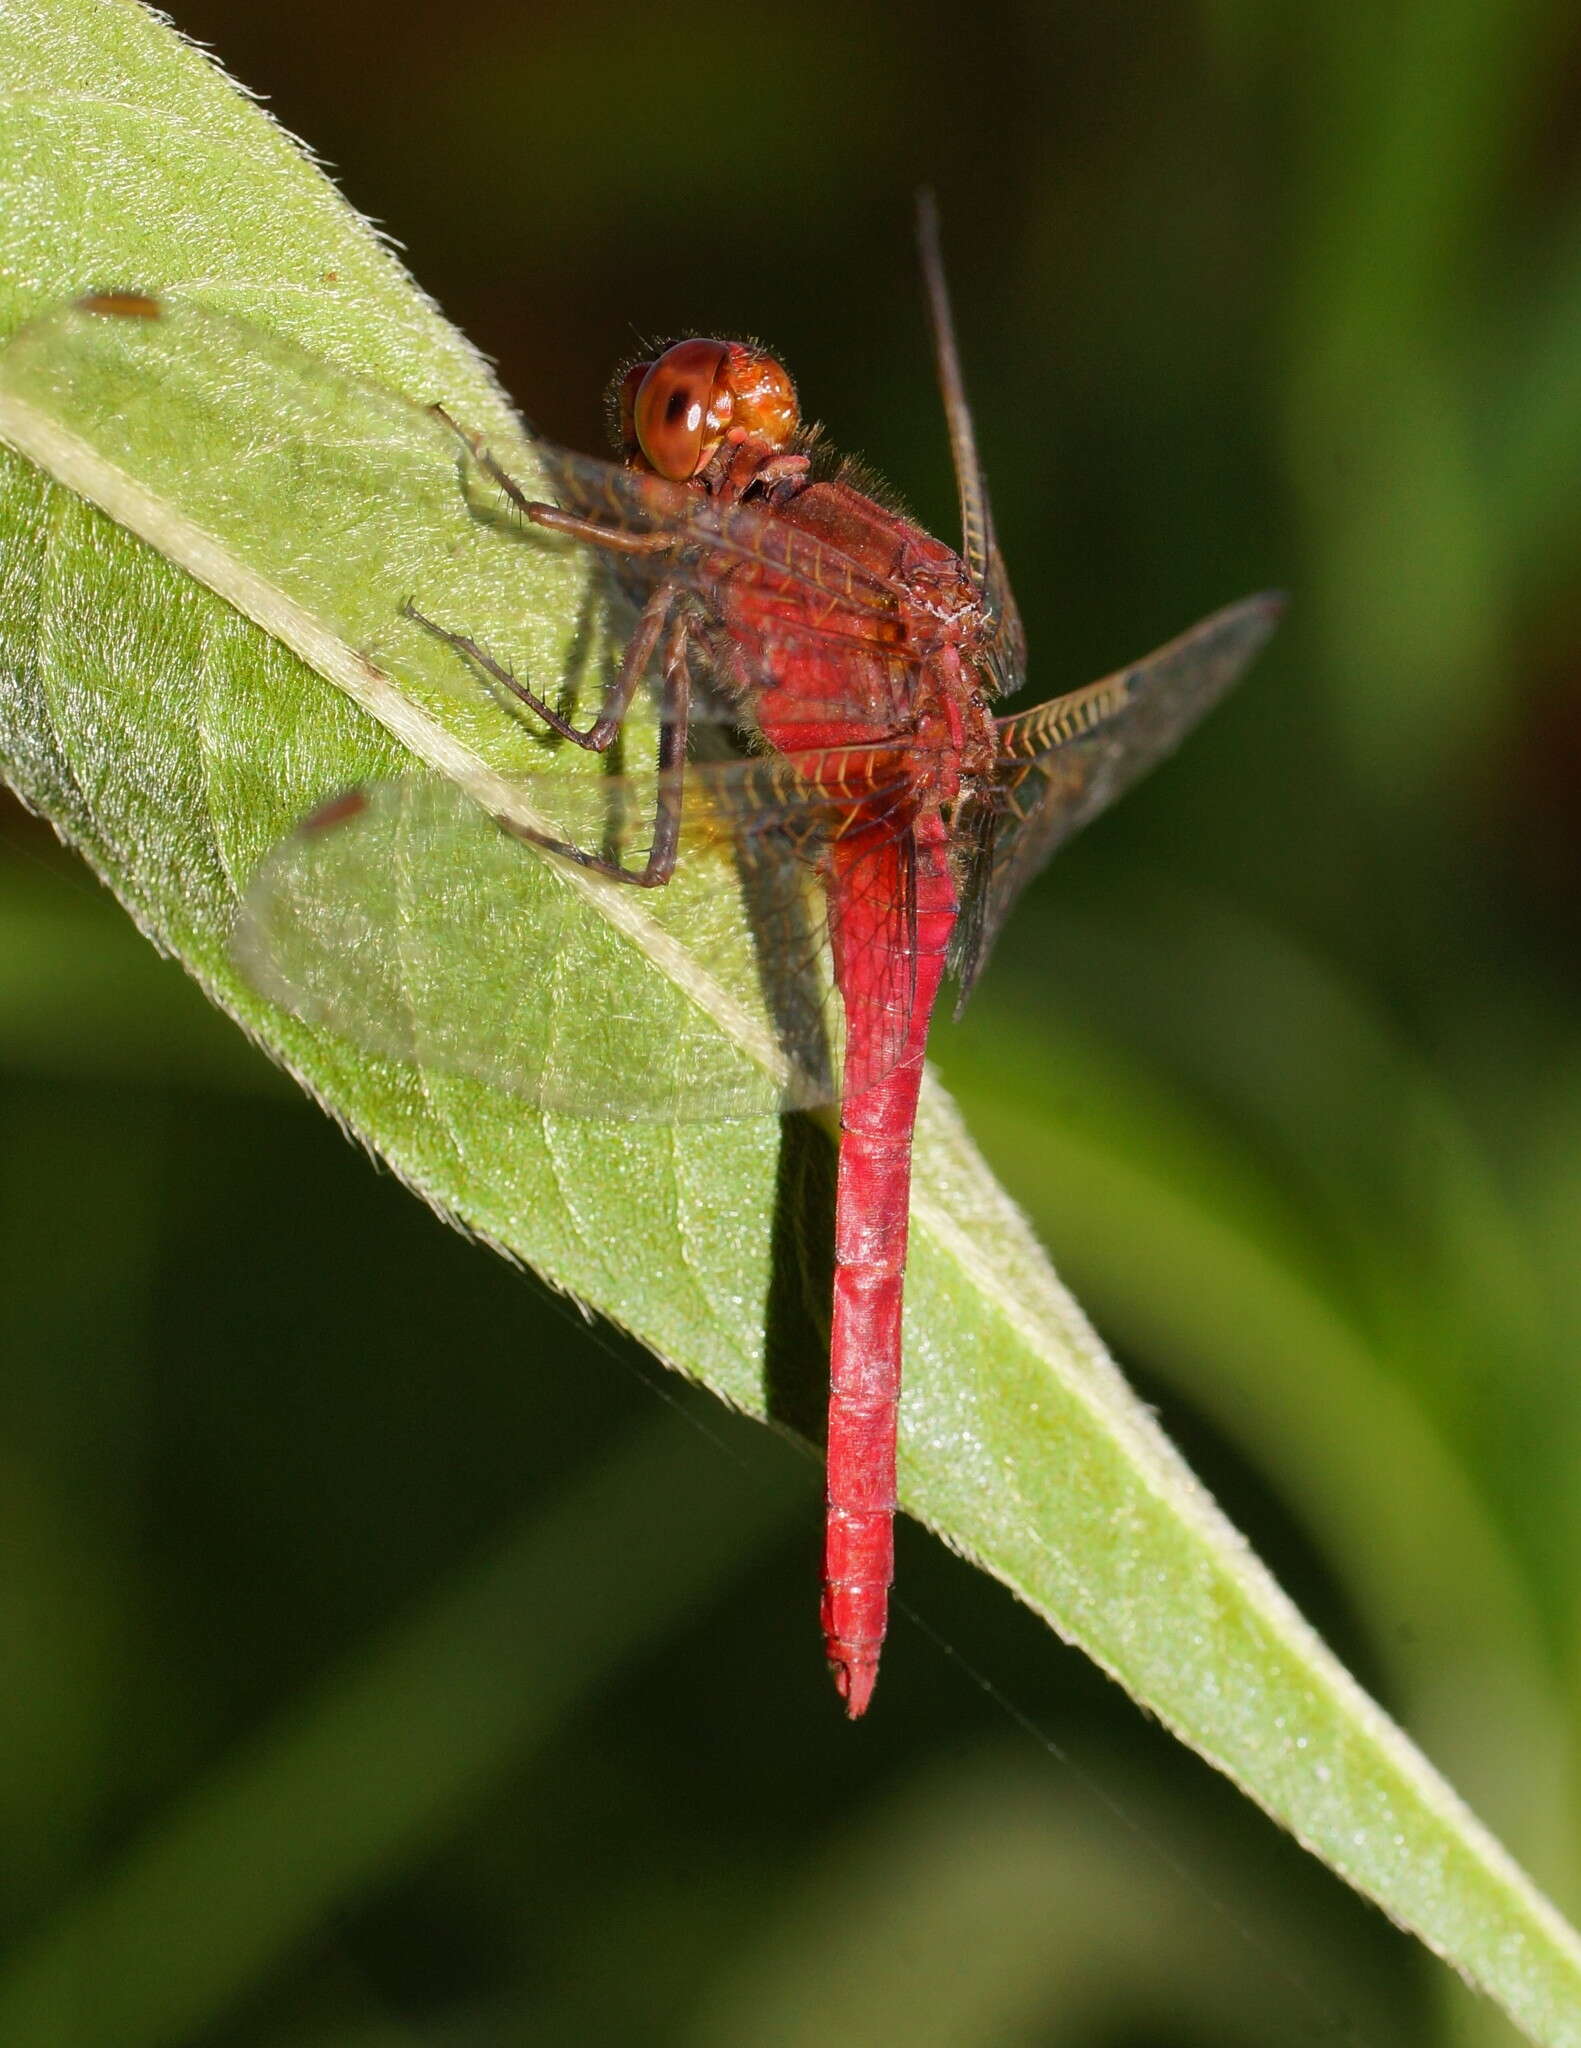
494;602;697;888
523;503;676;557
406;577;676;751
429;404;675;558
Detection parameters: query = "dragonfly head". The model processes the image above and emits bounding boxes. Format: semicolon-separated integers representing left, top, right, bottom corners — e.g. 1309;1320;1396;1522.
612;338;798;482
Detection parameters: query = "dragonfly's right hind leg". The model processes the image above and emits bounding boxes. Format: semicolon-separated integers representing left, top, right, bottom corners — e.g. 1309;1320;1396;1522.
494;601;699;889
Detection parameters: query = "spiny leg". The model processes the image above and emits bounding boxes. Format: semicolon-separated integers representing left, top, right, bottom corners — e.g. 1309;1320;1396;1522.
419;407;696;884
405;578;677;751
494;602;697;889
429;403;675;557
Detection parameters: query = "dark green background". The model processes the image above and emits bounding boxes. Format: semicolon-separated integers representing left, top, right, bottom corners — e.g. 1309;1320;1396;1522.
3;3;1579;2042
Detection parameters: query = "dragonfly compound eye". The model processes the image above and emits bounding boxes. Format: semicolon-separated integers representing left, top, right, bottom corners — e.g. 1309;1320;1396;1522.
625;339;800;479
630;338;734;480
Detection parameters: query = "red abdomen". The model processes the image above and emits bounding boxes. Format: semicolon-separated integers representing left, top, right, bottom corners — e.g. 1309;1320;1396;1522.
712;475;973;1714
820;812;957;1715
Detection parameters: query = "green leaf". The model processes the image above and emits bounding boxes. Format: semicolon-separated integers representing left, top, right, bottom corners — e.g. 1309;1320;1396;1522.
2;5;1579;2043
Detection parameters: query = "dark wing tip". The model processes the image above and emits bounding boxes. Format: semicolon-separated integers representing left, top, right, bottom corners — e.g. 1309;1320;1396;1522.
299;787;371;836
77;291;163;320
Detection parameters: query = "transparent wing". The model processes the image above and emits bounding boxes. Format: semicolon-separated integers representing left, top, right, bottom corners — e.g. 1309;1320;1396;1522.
915;192;1026;692
982;537;1028;696
950;592;1284;1000
236;756;921;1121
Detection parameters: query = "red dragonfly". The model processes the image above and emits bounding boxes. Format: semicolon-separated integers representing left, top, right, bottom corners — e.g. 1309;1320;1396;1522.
241;200;1280;1716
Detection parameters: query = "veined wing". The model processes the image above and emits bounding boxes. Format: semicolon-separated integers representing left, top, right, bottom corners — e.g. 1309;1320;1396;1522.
915;192;1026;694
950;592;1284;1001
982;536;1028;696
236;754;921;1121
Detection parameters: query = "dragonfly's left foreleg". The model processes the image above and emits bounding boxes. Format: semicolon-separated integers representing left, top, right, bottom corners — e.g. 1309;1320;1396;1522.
429;404;676;559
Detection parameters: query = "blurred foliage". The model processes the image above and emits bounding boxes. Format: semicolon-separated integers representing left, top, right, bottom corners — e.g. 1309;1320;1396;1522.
2;1;1579;2043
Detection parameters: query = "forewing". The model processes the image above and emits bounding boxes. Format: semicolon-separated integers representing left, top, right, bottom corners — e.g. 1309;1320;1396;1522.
952;592;1284;1000
983;537;1028;697
236;759;918;1120
915;193;1025;692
